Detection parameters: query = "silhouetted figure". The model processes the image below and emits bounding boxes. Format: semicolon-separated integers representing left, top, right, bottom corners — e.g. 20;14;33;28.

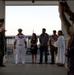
49;30;58;64
0;19;6;67
30;33;38;64
39;28;49;64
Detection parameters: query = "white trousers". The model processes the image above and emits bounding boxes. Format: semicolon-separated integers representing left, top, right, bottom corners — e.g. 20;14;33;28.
14;46;26;64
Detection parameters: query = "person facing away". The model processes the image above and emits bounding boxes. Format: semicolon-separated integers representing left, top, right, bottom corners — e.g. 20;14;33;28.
56;30;65;66
49;30;58;64
30;33;38;64
0;19;6;67
39;28;49;64
14;28;27;64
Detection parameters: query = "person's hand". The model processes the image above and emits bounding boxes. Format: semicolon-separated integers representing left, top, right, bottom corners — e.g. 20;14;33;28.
58;2;63;14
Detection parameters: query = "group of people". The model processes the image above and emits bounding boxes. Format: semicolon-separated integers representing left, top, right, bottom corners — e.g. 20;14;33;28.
13;27;66;66
13;28;49;64
0;1;74;75
49;30;65;66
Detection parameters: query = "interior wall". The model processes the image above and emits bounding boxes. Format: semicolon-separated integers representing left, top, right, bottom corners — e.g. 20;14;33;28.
0;1;5;19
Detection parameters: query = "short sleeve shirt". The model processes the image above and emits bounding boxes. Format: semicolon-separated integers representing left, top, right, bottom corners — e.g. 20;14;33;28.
14;34;26;46
39;33;49;45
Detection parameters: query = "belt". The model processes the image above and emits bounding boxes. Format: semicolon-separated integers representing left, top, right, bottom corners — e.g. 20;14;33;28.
17;44;23;46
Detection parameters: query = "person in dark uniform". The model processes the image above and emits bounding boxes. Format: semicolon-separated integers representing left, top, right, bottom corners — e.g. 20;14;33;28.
0;19;6;67
30;33;38;64
39;28;49;64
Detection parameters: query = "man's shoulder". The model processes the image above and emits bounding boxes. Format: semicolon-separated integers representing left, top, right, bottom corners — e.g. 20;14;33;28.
40;33;42;36
46;33;49;36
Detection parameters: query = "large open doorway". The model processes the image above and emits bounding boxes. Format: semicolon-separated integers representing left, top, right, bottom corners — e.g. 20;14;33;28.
5;1;61;62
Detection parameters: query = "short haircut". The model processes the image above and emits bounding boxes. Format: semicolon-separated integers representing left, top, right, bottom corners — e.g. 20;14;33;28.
18;28;22;32
53;30;56;33
42;28;46;31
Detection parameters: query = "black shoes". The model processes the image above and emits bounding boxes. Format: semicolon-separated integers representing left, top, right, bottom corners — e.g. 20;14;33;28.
57;63;64;67
50;63;55;65
0;65;6;67
38;62;42;64
38;62;48;64
45;62;48;64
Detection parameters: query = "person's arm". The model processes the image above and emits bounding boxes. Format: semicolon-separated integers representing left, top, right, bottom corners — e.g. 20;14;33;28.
49;38;51;46
39;35;42;45
14;36;17;49
35;38;38;45
24;41;27;48
24;36;27;48
14;40;16;49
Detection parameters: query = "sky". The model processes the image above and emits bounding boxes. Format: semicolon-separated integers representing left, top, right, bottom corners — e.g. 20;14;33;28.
5;6;61;36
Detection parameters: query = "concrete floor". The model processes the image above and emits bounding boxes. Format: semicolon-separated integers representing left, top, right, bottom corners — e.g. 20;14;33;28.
0;54;67;75
0;63;67;75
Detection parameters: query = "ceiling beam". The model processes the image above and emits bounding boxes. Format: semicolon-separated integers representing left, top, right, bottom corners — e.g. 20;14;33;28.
5;1;58;6
4;0;58;1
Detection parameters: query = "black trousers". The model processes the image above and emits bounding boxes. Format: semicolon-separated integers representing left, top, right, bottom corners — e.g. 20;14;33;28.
39;45;48;63
0;48;4;66
50;45;57;63
0;55;4;65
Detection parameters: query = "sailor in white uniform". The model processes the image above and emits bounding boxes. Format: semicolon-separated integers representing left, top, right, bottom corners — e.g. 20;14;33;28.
14;28;27;64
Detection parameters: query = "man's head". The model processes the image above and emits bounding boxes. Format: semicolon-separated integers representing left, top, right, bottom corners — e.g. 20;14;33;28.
42;28;46;34
53;30;56;35
58;30;63;36
18;28;23;33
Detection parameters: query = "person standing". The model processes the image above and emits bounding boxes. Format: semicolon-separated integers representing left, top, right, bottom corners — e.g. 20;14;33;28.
14;28;27;64
49;30;58;64
39;28;49;64
56;30;65;66
30;33;38;64
0;19;6;67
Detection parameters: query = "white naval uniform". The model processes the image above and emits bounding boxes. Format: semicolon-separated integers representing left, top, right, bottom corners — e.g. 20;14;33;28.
56;35;65;64
14;34;26;64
